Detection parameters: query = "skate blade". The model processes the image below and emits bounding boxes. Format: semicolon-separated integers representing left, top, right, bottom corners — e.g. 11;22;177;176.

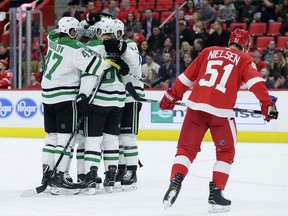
163;190;177;210
50;187;79;195
80;188;96;195
208;204;231;213
104;186;114;193
121;183;137;191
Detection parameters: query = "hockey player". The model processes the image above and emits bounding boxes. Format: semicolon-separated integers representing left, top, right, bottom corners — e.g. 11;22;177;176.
102;19;144;190
160;28;278;212
41;16;111;195
76;17;130;194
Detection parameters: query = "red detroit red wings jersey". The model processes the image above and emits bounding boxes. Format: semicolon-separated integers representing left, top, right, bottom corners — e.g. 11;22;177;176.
173;46;271;118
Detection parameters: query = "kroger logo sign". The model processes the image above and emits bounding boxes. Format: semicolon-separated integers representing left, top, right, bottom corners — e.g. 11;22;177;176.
16;98;37;118
0;98;13;118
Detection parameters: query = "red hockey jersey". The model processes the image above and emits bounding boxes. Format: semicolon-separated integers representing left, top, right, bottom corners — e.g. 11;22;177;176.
173;46;272;118
0;70;12;89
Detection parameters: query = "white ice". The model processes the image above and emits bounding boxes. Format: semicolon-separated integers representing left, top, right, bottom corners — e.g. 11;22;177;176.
0;138;287;216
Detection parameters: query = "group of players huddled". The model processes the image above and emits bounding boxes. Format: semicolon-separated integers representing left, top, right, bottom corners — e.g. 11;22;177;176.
41;12;144;195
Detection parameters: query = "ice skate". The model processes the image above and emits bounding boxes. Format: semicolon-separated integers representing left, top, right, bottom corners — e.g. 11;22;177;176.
103;165;117;193
41;164;52;193
163;173;184;210
116;167;126;183
64;171;73;182
121;170;137;191
50;172;79;195
208;181;231;213
77;174;85;183
78;166;99;195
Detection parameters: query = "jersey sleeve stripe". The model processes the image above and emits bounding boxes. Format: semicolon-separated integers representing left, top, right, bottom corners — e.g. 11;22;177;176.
245;77;265;90
85;56;97;73
179;74;194;87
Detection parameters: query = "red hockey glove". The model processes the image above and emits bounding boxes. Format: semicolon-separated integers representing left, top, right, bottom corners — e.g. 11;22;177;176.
160;88;182;110
261;95;278;122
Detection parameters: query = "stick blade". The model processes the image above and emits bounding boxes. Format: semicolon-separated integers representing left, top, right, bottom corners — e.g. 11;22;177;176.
21;184;47;197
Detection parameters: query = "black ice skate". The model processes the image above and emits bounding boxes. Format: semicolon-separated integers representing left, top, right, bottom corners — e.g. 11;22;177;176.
64;171;73;182
50;172;79;195
103;165;117;193
163;173;184;210
121;170;137;191
78;166;99;195
208;181;231;213
116;165;126;183
41;164;52;193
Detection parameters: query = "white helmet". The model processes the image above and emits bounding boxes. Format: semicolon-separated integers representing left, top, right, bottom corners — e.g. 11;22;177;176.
58;17;79;38
77;26;95;39
94;17;115;38
113;19;125;40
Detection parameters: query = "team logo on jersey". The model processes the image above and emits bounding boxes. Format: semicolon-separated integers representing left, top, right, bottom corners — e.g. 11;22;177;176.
16;98;37;118
0;98;13;118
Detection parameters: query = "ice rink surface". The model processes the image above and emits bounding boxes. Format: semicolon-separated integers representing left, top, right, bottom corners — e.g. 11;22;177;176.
0;138;287;216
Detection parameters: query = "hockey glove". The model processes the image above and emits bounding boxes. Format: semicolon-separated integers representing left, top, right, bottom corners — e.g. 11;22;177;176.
76;94;92;117
160;88;182;110
114;57;130;76
260;95;278;122
103;39;127;56
85;13;101;25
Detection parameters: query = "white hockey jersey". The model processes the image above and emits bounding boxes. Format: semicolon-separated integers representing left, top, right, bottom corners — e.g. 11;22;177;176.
41;30;110;104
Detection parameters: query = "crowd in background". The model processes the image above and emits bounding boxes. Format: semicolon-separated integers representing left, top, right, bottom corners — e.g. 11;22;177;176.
0;0;288;89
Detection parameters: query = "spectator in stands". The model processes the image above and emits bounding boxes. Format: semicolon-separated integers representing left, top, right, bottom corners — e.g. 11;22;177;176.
158;52;176;88
26;71;42;90
116;0;139;23
260;67;274;88
144;69;164;88
269;50;288;86
62;1;81;21
164;10;186;35
253;48;268;71
180;53;193;73
184;0;198;23
263;40;276;65
207;20;230;47
147;26;165;54
142;52;160;77
82;1;98;20
169;20;193;49
190;12;202;32
0;59;12;89
141;8;160;40
154;37;176;65
235;0;256;24
278;0;288;36
216;0;237;27
125;12;142;33
0;43;9;67
283;41;288;58
254;0;278;23
125;26;145;46
191;38;204;60
198;0;216;26
180;41;193;65
102;0;120;18
191;20;208;45
138;40;150;64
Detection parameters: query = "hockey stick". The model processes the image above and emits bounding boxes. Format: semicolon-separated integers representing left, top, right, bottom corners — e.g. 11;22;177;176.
21;70;110;197
39;44;45;73
136;98;279;118
151;74;170;88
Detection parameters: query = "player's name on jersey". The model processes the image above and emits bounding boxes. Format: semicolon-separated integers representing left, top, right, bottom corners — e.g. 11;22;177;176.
207;50;240;65
48;41;64;54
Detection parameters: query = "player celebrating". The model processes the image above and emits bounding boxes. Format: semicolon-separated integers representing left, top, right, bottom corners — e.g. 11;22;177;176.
103;19;144;190
160;28;278;212
41;16;110;195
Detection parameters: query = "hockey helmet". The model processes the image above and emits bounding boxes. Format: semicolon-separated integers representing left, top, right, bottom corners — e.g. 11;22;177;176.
94;17;115;38
58;17;79;38
113;19;125;40
228;28;251;53
77;25;95;39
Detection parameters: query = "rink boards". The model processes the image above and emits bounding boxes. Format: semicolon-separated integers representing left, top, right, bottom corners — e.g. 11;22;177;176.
0;90;287;143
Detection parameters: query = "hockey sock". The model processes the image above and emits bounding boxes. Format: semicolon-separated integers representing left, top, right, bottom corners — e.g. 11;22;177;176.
102;133;119;171
119;134;138;168
84;136;102;174
118;136;126;167
212;161;231;190
76;134;85;175
42;133;57;169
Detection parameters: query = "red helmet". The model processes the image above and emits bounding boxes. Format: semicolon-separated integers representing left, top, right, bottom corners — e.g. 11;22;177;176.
229;28;251;53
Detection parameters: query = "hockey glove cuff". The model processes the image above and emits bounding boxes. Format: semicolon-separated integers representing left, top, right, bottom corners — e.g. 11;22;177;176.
76;94;92;116
261;95;278;122
103;39;127;56
160;88;182;110
114;57;130;76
